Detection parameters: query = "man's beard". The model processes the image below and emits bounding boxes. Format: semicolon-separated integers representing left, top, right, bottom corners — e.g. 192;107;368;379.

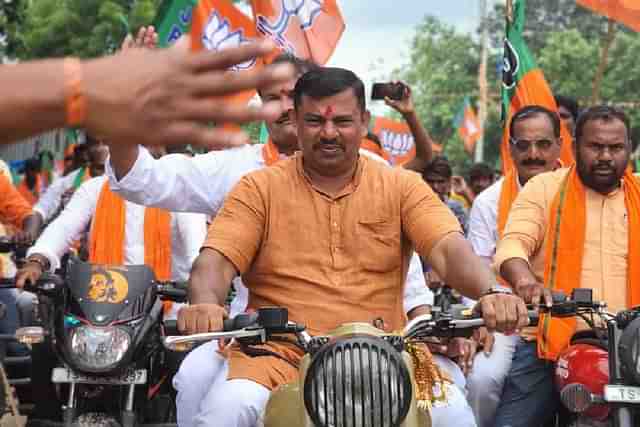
576;157;622;194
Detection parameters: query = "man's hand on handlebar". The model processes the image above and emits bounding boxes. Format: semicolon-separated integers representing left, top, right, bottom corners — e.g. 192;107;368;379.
16;261;43;289
514;277;553;308
476;292;529;334
177;304;228;334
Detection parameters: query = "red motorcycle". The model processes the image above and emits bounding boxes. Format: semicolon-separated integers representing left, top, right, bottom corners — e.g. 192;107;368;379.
546;289;640;427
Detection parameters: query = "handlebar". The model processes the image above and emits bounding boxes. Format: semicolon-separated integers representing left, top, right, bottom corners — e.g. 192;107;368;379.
155;282;187;303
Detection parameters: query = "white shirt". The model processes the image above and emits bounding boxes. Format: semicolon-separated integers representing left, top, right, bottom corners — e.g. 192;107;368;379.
468;178;505;265
107;144;433;313
34;168;85;222
28;176;207;282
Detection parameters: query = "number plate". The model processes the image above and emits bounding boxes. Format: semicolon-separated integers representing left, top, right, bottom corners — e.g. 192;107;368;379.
51;367;147;385
604;385;640;403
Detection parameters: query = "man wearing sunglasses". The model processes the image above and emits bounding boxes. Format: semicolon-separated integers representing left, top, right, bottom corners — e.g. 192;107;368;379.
466;105;562;427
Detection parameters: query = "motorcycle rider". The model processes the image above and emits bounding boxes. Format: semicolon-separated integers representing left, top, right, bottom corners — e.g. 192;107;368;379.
14;145;206;420
177;66;528;427
493;105;637;427
466;105;563;427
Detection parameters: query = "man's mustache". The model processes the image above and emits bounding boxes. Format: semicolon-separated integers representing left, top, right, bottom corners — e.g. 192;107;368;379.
314;139;343;149
592;161;615;171
521;158;546;167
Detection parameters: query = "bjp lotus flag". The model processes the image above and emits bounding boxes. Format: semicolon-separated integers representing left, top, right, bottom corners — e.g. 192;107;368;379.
371;116;442;166
454;97;482;154
577;0;640;32
250;0;345;64
190;0;261;105
501;0;573;173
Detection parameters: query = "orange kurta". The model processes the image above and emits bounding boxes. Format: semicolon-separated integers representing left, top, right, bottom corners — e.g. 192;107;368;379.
495;168;629;339
0;174;32;229
203;154;461;390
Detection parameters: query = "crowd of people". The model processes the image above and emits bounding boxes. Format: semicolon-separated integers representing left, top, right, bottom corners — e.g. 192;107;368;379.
0;25;634;427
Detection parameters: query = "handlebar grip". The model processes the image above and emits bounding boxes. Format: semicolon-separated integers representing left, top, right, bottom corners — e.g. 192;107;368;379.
223;312;259;331
158;287;187;303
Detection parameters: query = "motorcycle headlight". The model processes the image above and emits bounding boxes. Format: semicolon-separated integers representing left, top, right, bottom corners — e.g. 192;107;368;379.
619;317;640;385
303;336;412;427
68;325;131;372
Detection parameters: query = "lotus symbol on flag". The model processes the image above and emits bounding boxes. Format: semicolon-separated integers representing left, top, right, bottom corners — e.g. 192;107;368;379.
202;11;256;71
256;0;323;56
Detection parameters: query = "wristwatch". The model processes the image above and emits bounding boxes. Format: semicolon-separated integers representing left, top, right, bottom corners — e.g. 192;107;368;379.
480;286;513;298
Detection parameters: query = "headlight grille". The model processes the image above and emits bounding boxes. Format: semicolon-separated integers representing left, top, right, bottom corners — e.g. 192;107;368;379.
303;336;412;427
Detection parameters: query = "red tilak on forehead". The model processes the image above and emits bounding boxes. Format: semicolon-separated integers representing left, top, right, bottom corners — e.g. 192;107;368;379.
323;106;334;118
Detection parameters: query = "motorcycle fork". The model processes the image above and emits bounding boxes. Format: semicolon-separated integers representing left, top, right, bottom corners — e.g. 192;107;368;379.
62;382;77;427
607;320;633;427
121;383;136;427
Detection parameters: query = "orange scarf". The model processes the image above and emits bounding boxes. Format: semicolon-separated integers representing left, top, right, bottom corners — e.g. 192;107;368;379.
17;175;41;206
538;167;640;360
360;138;391;162
262;139;281;167
89;182;172;281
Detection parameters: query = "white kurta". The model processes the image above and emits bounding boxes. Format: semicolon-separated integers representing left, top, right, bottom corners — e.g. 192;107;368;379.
34;168;85;222
28;175;207;282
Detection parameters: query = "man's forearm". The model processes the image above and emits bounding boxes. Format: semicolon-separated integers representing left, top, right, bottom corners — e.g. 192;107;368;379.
402;111;434;172
499;258;537;291
429;233;492;300
108;144;140;181
0;60;66;144
22;214;43;238
189;249;236;305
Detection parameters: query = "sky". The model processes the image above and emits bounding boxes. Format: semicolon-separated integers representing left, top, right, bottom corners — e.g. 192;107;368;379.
328;1;481;83
326;1;483;112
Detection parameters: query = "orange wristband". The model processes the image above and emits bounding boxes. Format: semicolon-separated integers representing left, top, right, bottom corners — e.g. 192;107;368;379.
63;57;86;126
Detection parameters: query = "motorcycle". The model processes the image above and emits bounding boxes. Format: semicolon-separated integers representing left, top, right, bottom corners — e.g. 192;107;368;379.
540;288;640;427
4;260;188;427
164;305;521;427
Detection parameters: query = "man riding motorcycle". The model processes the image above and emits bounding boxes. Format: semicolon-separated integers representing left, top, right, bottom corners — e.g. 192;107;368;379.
466;104;564;427
493;105;637;427
177;66;528;427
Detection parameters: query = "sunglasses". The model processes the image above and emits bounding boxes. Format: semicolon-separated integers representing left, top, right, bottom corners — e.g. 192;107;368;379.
509;138;557;152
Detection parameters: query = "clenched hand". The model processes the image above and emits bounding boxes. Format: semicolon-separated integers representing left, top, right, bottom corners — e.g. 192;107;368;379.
177;304;228;335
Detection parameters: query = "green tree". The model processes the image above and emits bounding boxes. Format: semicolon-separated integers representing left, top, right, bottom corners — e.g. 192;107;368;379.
394;16;492;173
484;0;609;54
0;0;26;59
19;0;161;59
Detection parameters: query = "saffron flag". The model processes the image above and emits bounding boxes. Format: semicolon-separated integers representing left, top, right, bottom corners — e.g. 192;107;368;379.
454;97;482;154
577;0;640;32
501;0;573;173
190;0;261;125
154;0;198;47
372;117;442;166
250;0;345;64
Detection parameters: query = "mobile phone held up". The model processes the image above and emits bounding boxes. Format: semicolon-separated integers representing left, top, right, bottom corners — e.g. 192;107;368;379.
371;82;405;101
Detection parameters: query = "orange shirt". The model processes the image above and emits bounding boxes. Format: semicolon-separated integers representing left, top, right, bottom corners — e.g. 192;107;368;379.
495;168;629;337
0;174;32;229
203;154;461;389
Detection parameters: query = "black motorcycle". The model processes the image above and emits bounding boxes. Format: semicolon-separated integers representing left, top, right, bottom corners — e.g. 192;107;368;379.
6;260;187;427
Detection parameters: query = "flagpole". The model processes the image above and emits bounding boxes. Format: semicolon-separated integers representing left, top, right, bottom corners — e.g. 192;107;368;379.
476;0;489;163
591;19;617;104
